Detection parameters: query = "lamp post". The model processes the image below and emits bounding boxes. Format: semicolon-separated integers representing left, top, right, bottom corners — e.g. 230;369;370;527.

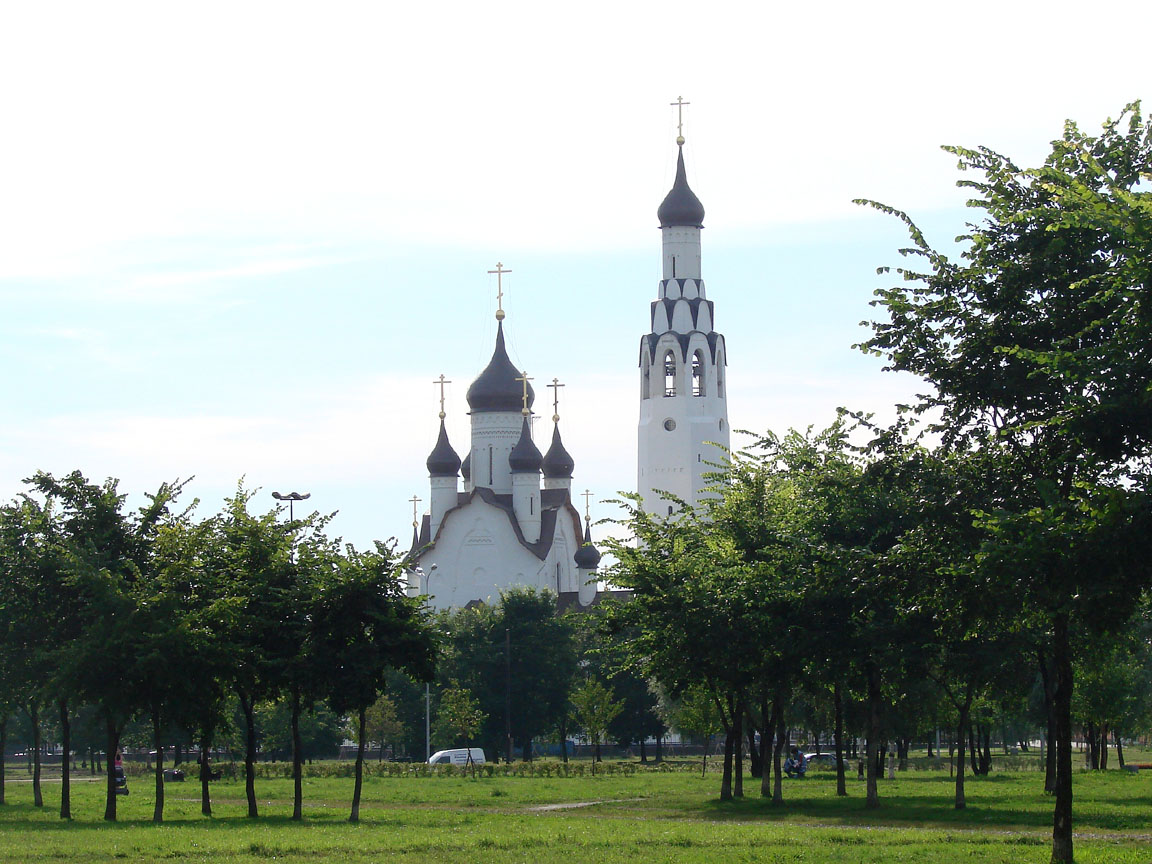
272;491;310;562
414;564;437;762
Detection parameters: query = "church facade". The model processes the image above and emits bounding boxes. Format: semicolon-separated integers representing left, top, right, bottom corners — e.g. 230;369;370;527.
406;315;601;611
637;135;730;515
407;128;726;609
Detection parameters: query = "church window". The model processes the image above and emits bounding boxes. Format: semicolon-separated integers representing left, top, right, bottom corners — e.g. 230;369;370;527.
556;562;561;593
719;418;725;432
530;496;534;515
692;350;705;396
642;355;651;400
667;505;673;516
663;351;677;397
663;418;676;432
488;447;493;485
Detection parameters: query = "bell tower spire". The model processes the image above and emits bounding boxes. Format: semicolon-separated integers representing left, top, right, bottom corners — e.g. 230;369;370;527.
638;103;730;517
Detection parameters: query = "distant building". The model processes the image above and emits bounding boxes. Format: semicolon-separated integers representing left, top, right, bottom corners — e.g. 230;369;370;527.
638;134;730;515
406;305;601;611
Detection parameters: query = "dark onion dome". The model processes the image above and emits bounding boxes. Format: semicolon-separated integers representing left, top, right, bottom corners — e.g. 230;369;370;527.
426;419;461;476
508;417;543;473
541;424;575;479
657;144;705;228
574;521;601;570
461;450;471;482
466;322;535;413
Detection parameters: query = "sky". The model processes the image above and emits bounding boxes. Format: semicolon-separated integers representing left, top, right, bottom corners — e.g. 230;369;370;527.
1;0;1148;552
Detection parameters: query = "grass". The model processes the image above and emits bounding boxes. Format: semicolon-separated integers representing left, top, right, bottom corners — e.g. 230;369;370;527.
2;761;1151;863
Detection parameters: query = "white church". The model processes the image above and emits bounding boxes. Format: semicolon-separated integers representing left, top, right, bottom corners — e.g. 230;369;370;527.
406;126;729;610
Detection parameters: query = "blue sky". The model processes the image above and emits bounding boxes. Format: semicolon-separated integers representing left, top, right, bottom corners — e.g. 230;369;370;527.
1;0;1147;550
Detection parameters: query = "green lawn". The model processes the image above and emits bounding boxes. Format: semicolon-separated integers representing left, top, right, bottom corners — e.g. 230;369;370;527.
1;763;1150;863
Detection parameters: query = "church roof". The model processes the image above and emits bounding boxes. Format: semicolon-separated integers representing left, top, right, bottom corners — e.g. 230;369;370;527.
461;450;471;482
541;423;575;478
573;520;603;576
426;419;462;476
657;144;705;228
574;520;602;570
466;322;535;413
509;416;543;473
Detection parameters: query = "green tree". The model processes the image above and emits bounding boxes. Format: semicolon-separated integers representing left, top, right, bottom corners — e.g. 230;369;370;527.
362;694;405;761
310;542;436;821
570;677;623;770
433;684;486;775
857;104;1152;862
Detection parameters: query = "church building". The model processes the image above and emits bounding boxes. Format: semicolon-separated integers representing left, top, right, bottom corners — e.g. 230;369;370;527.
638;128;730;515
407;117;727;609
406;292;601;611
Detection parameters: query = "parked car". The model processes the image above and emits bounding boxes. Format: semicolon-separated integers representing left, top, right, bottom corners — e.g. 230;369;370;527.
428;748;486;767
804;752;840;769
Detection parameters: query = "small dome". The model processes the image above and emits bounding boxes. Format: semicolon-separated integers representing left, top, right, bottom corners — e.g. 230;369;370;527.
541;424;575;479
509;417;543;473
461;451;471;482
657;145;705;228
426;419;461;477
574;521;601;570
466;322;535;413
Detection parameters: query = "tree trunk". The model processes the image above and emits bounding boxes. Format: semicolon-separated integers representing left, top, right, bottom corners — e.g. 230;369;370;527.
639;738;647;763
865;664;881;809
1114;730;1125;769
746;720;761;779
291;688;303;821
350;705;365;823
759;694;772;798
560;716;569;764
719;725;734;801
733;699;744;799
981;725;992;774
1085;721;1098;769
834;681;847;797
1038;651;1057;794
772;692;786;806
968;723;979;775
152;708;165;823
28;703;43;808
199;730;212;817
955;693;971;810
59;700;71;820
1099;723;1108;770
239;692;258;818
1051;611;1074;864
104;717;120;822
656;734;663;762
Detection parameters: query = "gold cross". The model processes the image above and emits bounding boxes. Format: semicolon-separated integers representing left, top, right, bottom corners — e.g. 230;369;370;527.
433;374;452;420
582;489;594;522
670;96;690;144
409;495;422;528
548;377;564;423
488;262;511;321
515;371;533;416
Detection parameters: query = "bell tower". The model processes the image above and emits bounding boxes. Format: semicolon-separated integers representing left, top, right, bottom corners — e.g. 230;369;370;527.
637;103;730;516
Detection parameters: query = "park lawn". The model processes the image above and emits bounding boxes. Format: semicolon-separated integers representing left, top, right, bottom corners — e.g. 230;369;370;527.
0;766;1150;863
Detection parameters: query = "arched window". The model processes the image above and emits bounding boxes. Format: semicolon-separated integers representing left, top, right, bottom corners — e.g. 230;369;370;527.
642;353;651;400
663;351;677;397
692;350;705;397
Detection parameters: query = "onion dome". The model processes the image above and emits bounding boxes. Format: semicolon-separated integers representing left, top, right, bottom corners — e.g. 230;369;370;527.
657;145;705;228
466;322;535;413
541;424;575;479
426;419;461;477
508;417;543;473
574;521;601;570
461;451;471;482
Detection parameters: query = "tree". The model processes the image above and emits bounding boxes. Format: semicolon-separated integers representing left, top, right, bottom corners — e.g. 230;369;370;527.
362;694;405;761
857;104;1152;862
570;677;623;770
310;542;437;821
434;685;486;775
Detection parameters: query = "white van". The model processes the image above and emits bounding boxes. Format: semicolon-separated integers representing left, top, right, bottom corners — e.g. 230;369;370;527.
428;748;485;766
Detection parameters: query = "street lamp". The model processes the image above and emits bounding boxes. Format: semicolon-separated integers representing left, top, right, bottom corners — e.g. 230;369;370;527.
272;491;311;562
271;490;311;522
414;563;437;762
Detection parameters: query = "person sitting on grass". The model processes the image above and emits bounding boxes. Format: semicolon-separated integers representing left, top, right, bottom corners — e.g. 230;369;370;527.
784;748;807;778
